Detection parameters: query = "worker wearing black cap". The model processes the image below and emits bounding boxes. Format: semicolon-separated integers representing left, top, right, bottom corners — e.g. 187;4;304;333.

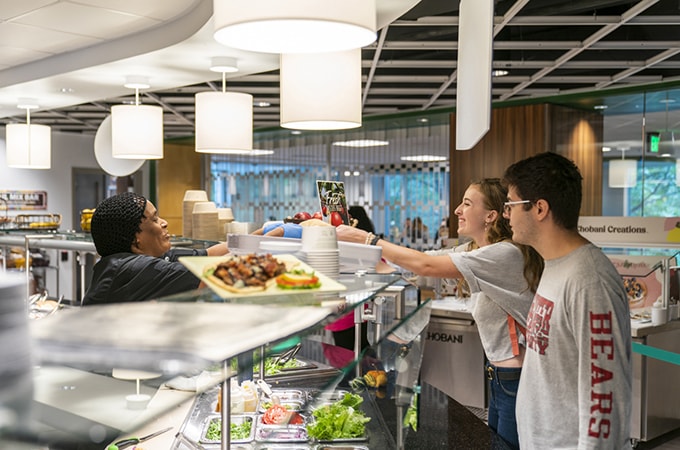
83;192;229;306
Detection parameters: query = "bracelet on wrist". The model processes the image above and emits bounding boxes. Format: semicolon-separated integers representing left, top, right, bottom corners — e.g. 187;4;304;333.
370;234;381;246
364;232;375;245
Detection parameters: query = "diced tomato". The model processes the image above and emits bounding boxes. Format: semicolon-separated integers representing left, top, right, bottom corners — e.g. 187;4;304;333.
262;404;303;425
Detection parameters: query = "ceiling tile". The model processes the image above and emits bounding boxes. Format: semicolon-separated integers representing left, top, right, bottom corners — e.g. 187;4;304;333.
0;45;51;67
0;21;101;54
13;2;160;40
74;0;202;21
0;0;55;21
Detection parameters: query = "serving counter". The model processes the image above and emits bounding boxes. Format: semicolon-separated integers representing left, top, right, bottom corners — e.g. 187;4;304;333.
0;268;441;449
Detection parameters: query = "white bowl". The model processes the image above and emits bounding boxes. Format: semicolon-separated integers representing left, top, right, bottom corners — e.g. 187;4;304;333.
192;201;217;213
183;190;208;201
301;226;337;250
218;207;234;221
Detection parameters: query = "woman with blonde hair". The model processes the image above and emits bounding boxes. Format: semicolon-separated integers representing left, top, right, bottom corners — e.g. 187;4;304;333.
336;178;543;450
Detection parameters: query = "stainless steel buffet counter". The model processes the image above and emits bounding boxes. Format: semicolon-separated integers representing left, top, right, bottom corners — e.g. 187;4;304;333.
0;270;436;449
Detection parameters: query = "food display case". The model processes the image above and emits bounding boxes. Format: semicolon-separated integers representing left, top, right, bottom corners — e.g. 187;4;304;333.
0;266;432;450
603;247;680;443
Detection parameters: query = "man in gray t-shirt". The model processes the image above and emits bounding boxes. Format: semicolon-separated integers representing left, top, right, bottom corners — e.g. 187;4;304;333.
502;153;632;449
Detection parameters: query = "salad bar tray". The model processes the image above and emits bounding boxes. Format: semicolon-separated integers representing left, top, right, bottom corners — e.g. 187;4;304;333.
172;385;382;450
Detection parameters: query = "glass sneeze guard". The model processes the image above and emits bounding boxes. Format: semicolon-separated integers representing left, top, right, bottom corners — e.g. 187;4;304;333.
9;272;413;449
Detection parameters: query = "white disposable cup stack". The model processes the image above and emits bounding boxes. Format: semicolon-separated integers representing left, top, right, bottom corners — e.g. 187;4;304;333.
651;304;668;326
301;226;338;251
300;226;339;277
182;190;208;238
218;207;234;237
192;201;219;241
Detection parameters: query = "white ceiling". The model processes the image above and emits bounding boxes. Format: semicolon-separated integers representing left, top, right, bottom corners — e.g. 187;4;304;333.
1;0;680;141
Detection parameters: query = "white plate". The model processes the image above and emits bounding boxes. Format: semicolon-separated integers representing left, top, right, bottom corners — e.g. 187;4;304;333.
179;254;346;299
259;240;303;253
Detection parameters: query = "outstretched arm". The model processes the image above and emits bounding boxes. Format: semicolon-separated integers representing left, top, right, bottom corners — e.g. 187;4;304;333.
335;225;461;279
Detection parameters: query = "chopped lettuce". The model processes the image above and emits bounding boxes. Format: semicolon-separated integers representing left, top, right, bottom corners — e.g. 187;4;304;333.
205;418;252;441
306;393;370;440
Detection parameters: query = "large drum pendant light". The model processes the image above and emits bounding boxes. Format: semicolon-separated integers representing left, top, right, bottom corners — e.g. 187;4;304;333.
6;100;51;169
280;49;362;130
213;0;376;54
112;77;163;159
195;57;253;154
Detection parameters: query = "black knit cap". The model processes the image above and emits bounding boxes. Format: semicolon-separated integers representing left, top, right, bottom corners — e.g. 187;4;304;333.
91;192;147;257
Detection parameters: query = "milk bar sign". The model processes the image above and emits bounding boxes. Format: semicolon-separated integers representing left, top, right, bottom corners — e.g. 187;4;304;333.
0;190;47;210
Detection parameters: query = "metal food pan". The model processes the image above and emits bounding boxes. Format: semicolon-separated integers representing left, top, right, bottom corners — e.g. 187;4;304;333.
264;389;307;402
255;444;312;449
200;414;255;444
258;399;305;414
254;416;308;443
314;446;370;450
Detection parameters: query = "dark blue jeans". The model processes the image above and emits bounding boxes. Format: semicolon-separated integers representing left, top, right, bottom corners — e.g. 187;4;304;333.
486;362;521;450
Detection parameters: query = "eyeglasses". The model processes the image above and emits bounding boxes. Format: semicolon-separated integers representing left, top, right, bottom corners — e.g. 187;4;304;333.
503;200;531;215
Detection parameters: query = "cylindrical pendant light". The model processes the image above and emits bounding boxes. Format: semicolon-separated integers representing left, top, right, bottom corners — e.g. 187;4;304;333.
195;92;253;154
195;57;253;154
213;0;376;54
6;100;51;169
111;77;163;159
280;49;362;130
608;159;637;188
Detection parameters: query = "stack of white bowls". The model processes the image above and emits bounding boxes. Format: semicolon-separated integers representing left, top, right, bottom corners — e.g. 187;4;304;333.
217;207;234;238
300;226;339;278
182;190;208;238
192;201;219;241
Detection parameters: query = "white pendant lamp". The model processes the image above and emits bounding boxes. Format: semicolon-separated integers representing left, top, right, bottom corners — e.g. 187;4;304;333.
6;99;51;169
213;0;377;54
112;77;163;159
280;49;362;130
195;57;253;154
608;158;637;188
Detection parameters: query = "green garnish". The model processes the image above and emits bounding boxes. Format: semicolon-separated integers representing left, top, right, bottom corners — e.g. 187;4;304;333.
205;418;252;441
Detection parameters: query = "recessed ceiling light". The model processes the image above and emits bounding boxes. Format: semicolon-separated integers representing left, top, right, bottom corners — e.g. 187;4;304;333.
60;87;74;93
344;170;351;176
491;69;509;77
660;153;672;157
401;155;447;162
353;170;360;176
332;139;389;147
213;149;274;155
594;105;608;110
290;130;302;135
602;146;611;152
418;117;429;123
255;101;271;107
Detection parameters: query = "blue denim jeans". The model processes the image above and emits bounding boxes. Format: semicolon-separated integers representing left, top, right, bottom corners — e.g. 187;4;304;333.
486;362;521;450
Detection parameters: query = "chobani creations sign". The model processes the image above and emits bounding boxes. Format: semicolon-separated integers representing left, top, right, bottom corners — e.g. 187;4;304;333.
578;216;680;245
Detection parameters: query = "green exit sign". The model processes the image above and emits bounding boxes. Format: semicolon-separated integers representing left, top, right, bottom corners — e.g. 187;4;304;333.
649;133;660;153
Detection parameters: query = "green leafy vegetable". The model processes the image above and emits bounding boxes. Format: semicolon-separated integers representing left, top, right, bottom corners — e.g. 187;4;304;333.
253;357;301;375
205;418;252;441
403;394;418;431
306;393;370;440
